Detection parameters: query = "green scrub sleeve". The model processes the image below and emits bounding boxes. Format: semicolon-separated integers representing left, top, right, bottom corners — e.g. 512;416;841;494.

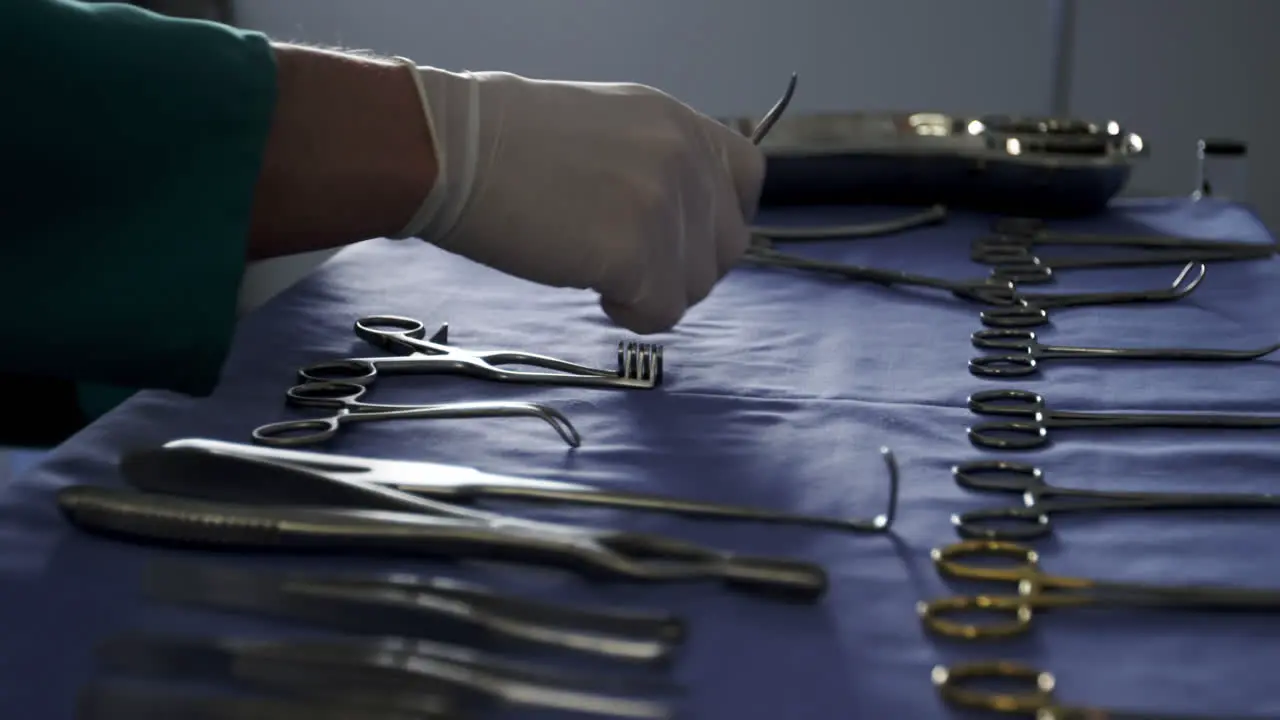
0;1;277;405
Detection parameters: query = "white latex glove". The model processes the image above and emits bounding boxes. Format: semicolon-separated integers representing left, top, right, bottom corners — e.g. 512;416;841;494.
393;61;765;334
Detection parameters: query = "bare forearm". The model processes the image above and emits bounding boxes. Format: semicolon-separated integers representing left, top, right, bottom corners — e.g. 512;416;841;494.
246;44;437;259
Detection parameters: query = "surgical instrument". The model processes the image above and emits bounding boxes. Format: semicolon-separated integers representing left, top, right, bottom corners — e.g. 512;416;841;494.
745;245;1205;315
968;327;1280;378
252;381;582;449
975;230;1270;258
750;205;947;242
745;74;950;241
990;215;1276;251
297;317;662;389
967;388;1280;450
58;486;830;601
950;460;1280;541
79;684;447;720
979;261;1205;328
931;660;1270;719
117;446;834;598
917;539;1280;640
974;242;1269;285
158;439;899;534
142;562;683;663
743;241;1018;302
749;72;797;144
94;633;675;719
98;633;678;699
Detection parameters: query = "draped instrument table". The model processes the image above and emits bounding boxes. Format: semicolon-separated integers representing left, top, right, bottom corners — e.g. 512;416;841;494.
4;198;1280;719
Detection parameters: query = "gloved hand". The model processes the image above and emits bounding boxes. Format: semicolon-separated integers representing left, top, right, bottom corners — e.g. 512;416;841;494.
393;61;765;334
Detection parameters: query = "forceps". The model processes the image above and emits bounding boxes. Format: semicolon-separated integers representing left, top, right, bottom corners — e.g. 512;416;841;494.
102;447;838;600
252;381;582;448
750;205;948;243
79;685;444;720
968;327;1280;378
60;485;829;600
743;243;1016;302
990;215;1277;252
916;539;1280;640
979;262;1206;328
298;317;662;389
747;246;1204;314
163;439;899;534
932;660;1270;719
950;460;1280;541
966;388;1280;450
973;241;1269;285
92;633;676;719
143;562;684;663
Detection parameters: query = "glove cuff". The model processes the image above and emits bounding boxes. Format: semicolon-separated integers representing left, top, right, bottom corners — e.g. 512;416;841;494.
389;59;480;243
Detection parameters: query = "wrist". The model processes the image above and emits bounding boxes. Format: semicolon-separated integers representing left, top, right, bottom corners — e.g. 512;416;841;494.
246;45;439;259
393;64;481;244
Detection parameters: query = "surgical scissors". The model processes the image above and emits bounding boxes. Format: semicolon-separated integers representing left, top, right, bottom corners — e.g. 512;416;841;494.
163;438;899;534
298;316;662;389
979;261;1205;328
950;460;1280;541
968;327;1280;378
252;381;581;449
932;660;1270;719
917;539;1280;640
967;388;1280;450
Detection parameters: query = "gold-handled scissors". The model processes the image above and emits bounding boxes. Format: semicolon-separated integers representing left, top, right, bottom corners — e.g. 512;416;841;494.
933;660;1270;719
916;539;1280;640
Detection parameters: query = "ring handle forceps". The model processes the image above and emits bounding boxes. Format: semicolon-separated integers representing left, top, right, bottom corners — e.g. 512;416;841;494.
932;660;1271;719
252;381;581;449
974;241;1271;285
969;327;1280;378
163;438;899;534
916;539;1280;641
979;261;1206;329
967;388;1280;450
85;448;836;601
951;460;1280;541
298;316;663;389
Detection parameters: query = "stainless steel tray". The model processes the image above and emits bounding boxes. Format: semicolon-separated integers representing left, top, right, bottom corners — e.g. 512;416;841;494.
722;111;1147;217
